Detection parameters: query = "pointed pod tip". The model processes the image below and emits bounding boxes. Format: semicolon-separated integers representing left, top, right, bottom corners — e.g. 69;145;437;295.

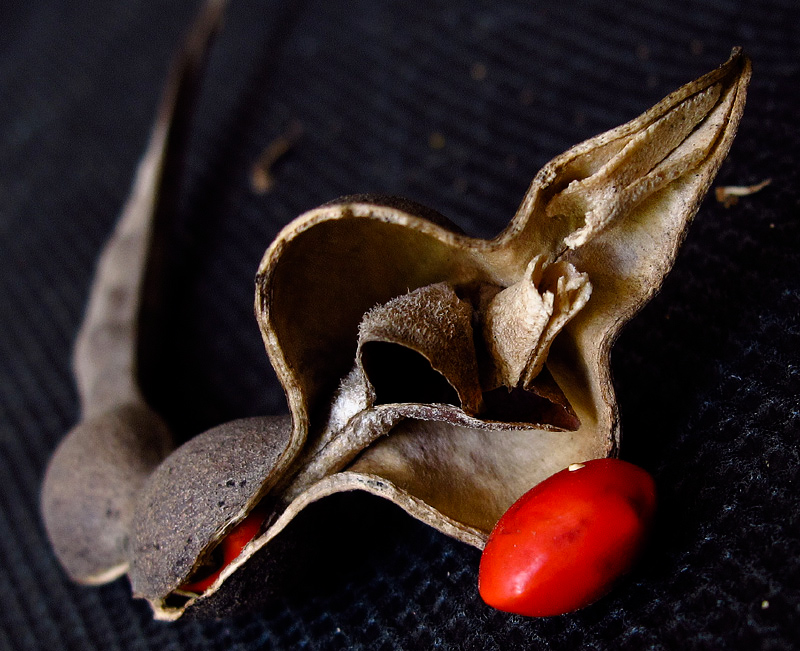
719;46;751;89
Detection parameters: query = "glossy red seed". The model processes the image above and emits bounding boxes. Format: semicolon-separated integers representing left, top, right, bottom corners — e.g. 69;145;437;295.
478;458;656;617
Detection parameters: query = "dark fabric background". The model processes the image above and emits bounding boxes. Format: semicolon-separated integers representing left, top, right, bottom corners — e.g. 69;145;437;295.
1;0;798;648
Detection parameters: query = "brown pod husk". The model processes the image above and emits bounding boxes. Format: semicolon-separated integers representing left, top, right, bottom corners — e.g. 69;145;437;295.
39;0;750;620
130;51;748;620
357;282;484;414
41;403;171;584
129;416;292;602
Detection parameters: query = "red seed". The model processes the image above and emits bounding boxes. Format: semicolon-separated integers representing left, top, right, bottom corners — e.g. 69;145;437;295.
478;458;656;617
180;508;265;594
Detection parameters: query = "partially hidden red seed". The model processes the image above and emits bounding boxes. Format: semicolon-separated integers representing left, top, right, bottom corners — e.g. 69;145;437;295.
180;508;265;594
478;458;656;617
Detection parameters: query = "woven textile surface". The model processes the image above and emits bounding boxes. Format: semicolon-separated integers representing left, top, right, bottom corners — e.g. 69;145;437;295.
1;0;798;648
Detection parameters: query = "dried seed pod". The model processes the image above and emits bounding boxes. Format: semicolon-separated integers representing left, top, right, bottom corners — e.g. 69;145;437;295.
40;0;229;584
39;0;749;618
127;50;748;619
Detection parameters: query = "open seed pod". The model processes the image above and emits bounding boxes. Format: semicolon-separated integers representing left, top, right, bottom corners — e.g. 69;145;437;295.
123;49;749;619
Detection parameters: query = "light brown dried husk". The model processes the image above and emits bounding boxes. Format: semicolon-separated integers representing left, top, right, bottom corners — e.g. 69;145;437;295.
40;0;230;585
129;50;750;620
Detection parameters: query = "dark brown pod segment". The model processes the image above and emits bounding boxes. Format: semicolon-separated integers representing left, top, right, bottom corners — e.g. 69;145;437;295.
41;403;171;584
129;416;291;603
40;0;750;621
